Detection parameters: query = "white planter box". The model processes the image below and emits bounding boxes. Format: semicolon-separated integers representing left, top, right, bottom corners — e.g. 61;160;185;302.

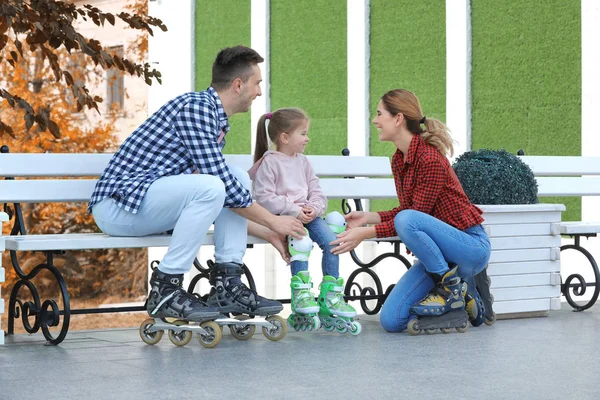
1;211;8;345
480;204;565;318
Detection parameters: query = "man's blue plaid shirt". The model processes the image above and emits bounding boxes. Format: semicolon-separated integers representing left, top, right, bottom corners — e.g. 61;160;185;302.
88;87;253;214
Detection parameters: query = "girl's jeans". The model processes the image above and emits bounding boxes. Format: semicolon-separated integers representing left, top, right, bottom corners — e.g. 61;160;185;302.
92;165;250;275
379;210;491;332
291;216;339;278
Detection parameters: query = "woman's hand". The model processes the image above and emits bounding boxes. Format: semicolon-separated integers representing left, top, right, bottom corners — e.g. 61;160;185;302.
329;227;373;255
344;211;368;229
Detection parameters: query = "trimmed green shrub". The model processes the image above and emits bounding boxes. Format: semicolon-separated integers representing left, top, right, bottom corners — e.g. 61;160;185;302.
452;149;538;205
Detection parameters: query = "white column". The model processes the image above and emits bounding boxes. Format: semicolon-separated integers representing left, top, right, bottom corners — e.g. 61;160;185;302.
147;0;195;112
347;0;370;159
251;0;270;152
445;0;471;160
250;0;276;298
147;0;196;289
582;0;600;222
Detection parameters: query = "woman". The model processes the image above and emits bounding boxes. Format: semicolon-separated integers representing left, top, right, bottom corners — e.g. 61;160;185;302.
330;89;492;333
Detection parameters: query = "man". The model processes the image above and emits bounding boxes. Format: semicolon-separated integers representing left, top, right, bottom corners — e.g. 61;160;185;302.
89;45;305;322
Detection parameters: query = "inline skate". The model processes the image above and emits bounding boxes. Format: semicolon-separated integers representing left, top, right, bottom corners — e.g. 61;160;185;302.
407;265;469;335
472;267;496;326
318;276;361;335
139;268;223;348
203;262;287;342
288;271;321;331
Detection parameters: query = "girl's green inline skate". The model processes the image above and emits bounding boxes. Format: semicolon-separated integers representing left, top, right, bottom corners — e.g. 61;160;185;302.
318;276;361;335
288;271;321;331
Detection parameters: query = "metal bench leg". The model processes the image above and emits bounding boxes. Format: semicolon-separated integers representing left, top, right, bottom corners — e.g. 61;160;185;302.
8;251;71;345
345;242;411;315
560;235;600;311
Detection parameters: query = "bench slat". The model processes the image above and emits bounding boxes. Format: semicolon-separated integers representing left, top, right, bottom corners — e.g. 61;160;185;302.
0;178;398;203
0;154;392;178
536;177;600;196
4;232;268;251
519;156;600;176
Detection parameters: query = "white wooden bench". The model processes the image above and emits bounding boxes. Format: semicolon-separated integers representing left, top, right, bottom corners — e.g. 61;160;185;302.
519;155;600;311
0;149;402;344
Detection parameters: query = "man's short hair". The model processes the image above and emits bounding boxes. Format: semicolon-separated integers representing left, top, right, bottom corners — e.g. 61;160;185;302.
211;46;264;90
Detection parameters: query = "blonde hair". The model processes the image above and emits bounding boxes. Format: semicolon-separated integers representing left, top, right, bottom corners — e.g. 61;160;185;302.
380;89;454;157
253;108;309;163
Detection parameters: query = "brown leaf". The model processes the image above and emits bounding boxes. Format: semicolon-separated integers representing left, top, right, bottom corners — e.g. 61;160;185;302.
47;120;61;138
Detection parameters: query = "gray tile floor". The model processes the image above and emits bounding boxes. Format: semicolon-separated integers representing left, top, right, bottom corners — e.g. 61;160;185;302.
1;304;599;400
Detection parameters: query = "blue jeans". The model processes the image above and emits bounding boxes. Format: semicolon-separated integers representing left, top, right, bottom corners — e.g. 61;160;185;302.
379;210;491;332
291;217;339;278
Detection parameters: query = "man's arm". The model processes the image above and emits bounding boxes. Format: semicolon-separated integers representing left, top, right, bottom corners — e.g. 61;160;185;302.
232;202;305;239
248;220;291;264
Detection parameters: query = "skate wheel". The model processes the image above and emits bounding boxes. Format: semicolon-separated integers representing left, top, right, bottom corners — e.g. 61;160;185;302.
139;318;163;345
168;320;192;347
229;323;256;340
312;316;321;331
323;323;335;332
335;320;348;334
349;321;362;336
440;328;453;334
407;319;421;336
425;328;437;335
197;320;222;348
484;312;496;326
456;323;468;333
262;315;287;341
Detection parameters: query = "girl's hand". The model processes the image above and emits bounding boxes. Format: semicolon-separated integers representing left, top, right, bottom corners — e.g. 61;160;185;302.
297;211;312;224
329;227;369;255
344;211;368;229
301;206;317;222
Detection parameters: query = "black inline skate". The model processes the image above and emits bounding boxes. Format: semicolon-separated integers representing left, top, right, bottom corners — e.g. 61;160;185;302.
139;268;222;348
407;265;469;335
203;262;287;342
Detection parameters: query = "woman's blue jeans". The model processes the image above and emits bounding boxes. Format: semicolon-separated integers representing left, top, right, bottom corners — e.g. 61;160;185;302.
291;216;339;278
379;210;491;332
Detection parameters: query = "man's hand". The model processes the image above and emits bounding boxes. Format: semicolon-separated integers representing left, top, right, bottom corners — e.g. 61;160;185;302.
247;221;292;264
273;215;306;239
344;211;368;229
267;231;291;264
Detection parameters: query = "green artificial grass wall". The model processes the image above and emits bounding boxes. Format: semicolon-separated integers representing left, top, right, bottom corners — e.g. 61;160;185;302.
270;0;347;213
471;0;581;221
270;0;347;156
369;0;446;213
195;0;251;154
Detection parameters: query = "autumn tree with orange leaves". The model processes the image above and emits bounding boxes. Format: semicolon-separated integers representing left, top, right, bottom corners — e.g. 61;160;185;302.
1;0;166;329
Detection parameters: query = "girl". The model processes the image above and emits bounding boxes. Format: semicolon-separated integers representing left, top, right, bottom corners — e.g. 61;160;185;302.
248;108;360;334
330;89;493;334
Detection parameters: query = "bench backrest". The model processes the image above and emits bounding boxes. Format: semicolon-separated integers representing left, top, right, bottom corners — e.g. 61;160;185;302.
519;156;600;197
0;153;395;203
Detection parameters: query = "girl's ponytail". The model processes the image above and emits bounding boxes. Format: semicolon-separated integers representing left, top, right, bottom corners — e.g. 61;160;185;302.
254;114;270;163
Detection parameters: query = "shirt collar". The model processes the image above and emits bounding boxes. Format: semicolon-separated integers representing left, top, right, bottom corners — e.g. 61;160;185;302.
207;86;230;133
403;134;421;164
